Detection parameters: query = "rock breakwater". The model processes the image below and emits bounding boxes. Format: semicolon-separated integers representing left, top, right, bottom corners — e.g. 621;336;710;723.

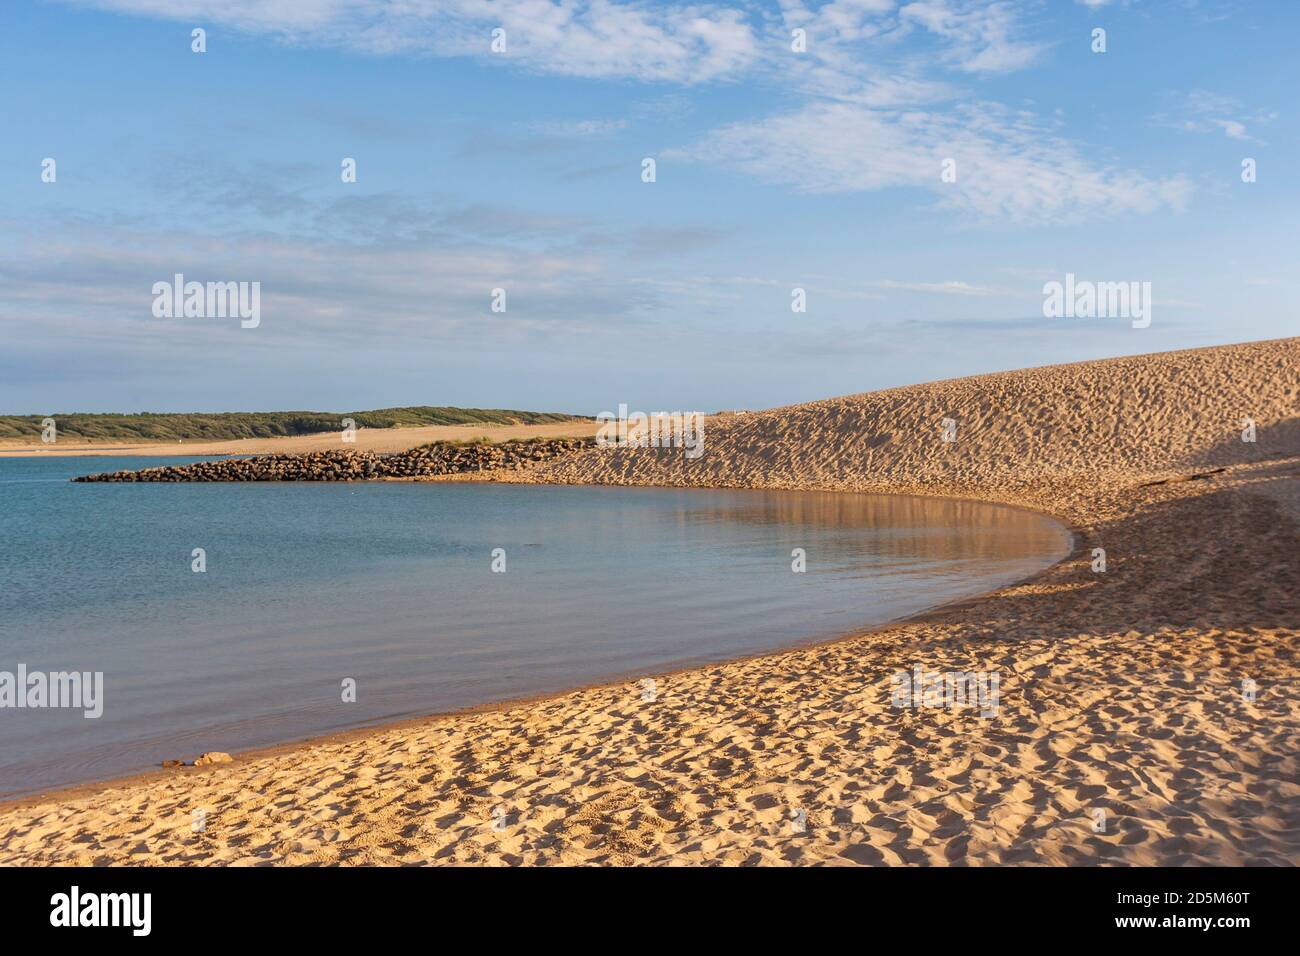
73;438;596;482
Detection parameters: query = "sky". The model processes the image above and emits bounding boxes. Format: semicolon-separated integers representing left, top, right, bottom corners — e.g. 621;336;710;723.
0;0;1295;415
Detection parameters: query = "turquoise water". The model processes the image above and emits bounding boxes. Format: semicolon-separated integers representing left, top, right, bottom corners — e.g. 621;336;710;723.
0;456;1071;796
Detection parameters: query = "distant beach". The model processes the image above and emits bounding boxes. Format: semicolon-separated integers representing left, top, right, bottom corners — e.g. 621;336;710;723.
0;420;599;458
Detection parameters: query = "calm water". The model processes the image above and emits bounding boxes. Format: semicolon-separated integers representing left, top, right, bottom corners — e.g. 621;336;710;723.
0;456;1071;796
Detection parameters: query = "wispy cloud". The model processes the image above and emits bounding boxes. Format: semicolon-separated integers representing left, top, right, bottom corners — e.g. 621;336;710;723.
0;152;734;354
898;0;1048;73
70;0;762;83
57;1;1204;226
864;278;1030;296
1153;89;1276;142
70;0;1048;87
524;119;629;138
669;101;1190;223
0;222;650;351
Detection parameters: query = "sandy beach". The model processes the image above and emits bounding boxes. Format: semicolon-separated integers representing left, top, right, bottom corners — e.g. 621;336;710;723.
0;420;599;458
2;338;1296;866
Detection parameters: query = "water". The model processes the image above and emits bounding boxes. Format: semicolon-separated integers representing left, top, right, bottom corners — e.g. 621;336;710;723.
0;455;1072;797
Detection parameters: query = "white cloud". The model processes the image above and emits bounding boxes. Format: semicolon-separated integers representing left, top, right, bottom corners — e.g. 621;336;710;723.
71;0;762;84
67;0;1194;225
0;215;656;349
73;0;1050;83
898;0;1048;73
864;278;1027;296
1213;119;1248;140
524;119;629;138
1153;89;1275;143
669;101;1191;223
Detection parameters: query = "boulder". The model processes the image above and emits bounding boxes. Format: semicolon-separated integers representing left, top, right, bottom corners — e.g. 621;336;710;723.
193;751;233;766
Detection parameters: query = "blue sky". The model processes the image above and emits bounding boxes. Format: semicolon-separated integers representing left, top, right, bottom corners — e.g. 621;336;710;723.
1;0;1295;415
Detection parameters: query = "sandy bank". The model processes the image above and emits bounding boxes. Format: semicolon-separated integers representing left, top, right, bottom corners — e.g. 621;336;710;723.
0;421;600;458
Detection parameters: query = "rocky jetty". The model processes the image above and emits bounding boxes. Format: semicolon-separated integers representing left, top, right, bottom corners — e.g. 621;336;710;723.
73;437;596;482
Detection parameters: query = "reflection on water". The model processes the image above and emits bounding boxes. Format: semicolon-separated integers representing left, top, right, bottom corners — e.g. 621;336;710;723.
699;490;1061;563
0;457;1071;796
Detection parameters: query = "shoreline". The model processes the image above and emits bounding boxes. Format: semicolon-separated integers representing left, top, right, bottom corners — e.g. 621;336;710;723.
3;338;1296;866
0;491;1078;809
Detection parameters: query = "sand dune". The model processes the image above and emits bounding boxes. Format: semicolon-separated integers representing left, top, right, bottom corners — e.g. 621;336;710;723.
532;337;1299;501
2;338;1297;865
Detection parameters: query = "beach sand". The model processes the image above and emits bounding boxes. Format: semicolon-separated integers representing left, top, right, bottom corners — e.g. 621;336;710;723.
0;420;599;458
2;338;1297;865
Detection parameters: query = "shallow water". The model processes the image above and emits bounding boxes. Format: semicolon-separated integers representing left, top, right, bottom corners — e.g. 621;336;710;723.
0;456;1071;796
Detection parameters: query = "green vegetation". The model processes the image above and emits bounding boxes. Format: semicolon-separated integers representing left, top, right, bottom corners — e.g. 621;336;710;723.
0;407;587;443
